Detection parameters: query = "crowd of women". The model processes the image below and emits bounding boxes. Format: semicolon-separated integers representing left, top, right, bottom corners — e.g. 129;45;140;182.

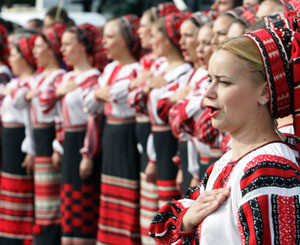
0;0;299;244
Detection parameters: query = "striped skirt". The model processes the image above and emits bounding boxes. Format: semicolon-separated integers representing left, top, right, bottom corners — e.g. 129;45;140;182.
61;128;100;245
97;121;141;245
0;126;34;245
153;130;180;208
33;126;61;245
135;122;158;245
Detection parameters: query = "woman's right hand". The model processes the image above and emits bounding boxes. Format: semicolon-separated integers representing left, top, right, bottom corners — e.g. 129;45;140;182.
56;82;78;97
52;151;62;171
145;161;157;184
181;187;231;232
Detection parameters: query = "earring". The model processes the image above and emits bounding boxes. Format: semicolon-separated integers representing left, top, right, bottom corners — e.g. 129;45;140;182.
259;101;265;105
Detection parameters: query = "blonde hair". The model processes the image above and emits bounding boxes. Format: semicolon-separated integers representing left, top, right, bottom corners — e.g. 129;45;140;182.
216;36;266;84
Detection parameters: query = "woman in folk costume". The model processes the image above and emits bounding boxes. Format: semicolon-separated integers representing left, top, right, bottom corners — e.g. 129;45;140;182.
142;12;193;207
127;3;179;244
55;24;102;244
22;23;66;245
84;15;141;245
149;15;300;245
0;35;36;245
167;12;212;194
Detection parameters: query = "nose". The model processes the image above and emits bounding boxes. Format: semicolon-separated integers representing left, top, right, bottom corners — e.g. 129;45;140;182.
179;36;185;47
204;81;217;100
197;43;203;54
211;33;218;47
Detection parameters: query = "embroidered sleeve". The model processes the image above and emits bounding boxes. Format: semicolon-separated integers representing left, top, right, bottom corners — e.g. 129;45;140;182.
80;114;104;159
80;74;99;101
157;82;179;123
39;73;63;114
149;186;202;245
83;85;104;115
11;81;30;110
127;84;148;114
109;69;138;104
237;154;300;245
194;109;219;145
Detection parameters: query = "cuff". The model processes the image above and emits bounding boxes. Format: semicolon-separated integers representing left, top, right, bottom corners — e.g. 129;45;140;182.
176;208;196;236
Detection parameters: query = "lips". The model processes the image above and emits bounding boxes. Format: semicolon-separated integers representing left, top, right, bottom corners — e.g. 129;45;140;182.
206;105;220;118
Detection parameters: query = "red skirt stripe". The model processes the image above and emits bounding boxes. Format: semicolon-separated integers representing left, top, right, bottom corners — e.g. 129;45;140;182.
34;155;61;225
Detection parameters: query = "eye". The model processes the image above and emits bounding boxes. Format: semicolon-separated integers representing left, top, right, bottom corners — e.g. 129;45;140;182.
220;80;231;86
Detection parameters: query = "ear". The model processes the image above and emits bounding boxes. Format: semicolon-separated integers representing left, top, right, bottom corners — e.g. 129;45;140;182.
257;82;270;105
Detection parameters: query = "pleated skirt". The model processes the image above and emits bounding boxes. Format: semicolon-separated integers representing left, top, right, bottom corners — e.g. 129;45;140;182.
61;128;100;245
0;126;34;245
97;121;141;245
33;126;61;245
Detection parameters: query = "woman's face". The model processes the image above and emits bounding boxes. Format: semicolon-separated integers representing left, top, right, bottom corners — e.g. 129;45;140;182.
196;25;213;70
33;36;54;68
150;25;170;58
211;0;234;16
138;14;152;49
204;50;266;134
102;20;127;60
179;20;199;65
60;31;84;66
211;16;234;48
8;46;28;76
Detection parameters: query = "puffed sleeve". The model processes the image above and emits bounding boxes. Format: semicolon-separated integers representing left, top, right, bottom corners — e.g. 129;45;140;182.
237;155;300;245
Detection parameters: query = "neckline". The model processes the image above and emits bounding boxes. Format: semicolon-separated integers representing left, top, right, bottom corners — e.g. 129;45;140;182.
229;140;285;164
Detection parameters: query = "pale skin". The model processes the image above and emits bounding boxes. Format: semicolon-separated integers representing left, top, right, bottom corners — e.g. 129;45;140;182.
144;161;157;183
176;168;183;193
182;49;281;232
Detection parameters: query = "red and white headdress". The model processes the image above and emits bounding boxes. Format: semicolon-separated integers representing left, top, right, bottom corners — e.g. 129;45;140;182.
245;15;300;150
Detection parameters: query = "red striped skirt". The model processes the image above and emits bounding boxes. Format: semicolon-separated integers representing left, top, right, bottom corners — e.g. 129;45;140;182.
0;126;34;244
97;121;141;245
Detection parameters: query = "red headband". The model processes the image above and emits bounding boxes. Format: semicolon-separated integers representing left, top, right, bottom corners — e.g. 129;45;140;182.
164;12;192;51
77;23;108;71
17;35;37;68
42;23;66;59
189;11;212;27
238;7;258;27
151;2;180;20
245;16;300;151
118;14;142;60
